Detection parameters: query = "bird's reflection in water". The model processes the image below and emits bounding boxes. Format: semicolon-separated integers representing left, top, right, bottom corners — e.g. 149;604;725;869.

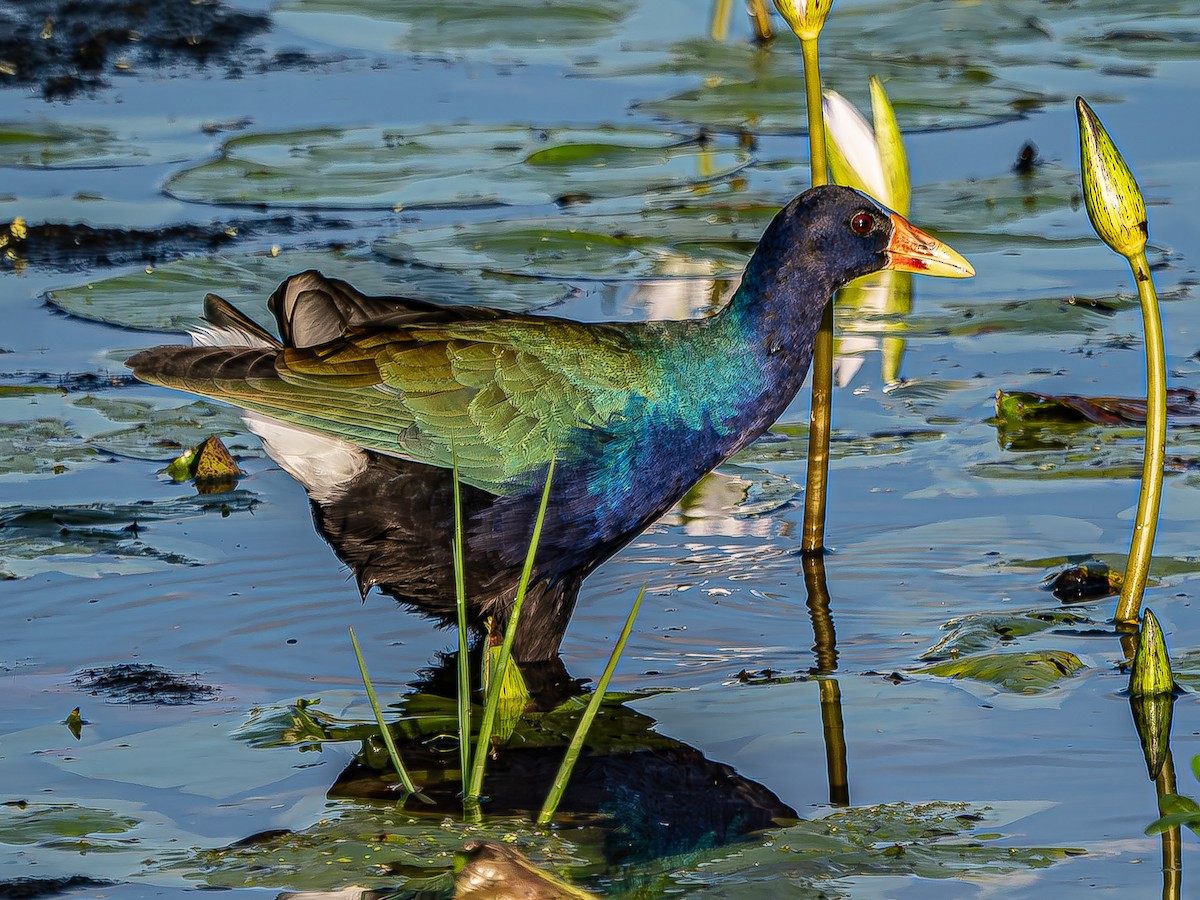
327;647;796;866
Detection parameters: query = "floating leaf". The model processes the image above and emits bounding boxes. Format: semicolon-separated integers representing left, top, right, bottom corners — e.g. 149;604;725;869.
995;388;1200;428
277;0;634;61
920;610;1093;661
0;416;99;476
0;493;257;579
658;800;1081;895
0;120;197;169
46;251;572;332
628;37;1049;135
1147;793;1200;838
919;650;1085;693
0;803;139;847
75;396;256;462
377;204;777;280
165;126;750;210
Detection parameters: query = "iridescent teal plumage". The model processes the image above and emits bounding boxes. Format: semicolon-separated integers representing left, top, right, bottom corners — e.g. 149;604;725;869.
128;185;972;659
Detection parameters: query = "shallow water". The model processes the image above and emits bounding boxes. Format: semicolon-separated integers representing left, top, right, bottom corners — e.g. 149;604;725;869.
4;0;1200;897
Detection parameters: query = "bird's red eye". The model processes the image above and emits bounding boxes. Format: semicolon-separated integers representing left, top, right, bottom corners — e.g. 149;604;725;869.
849;212;874;235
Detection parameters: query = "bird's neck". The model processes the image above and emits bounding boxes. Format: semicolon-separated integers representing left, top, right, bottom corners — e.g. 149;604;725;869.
669;247;836;458
718;246;833;382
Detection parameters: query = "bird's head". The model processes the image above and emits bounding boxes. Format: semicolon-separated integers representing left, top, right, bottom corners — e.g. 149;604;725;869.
759;184;974;289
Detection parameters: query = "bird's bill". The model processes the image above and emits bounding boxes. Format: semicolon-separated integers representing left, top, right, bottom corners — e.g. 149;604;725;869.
885;213;975;278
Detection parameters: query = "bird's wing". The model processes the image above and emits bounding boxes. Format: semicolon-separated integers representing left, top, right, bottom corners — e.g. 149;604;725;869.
133;316;662;495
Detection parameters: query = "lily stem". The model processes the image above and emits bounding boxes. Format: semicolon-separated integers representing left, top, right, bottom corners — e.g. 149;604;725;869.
1116;250;1165;624
800;34;831;553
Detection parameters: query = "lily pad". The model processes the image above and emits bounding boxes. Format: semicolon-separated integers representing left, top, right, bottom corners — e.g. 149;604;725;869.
45;250;574;333
0;416;100;477
166;794;1078;895
164;126;750;210
74;396;257;462
909;293;1134;342
376;204;778;280
0;119;199;169
0;803;139;848
169;808;592;892
918;650;1086;693
375;164;1085;284
920;610;1094;661
660;800;1081;896
995;388;1200;428
277;0;634;60
632;41;1049;134
612;0;1197;134
0;493;258;579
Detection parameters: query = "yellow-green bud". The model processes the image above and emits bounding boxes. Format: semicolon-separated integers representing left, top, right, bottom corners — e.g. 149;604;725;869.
773;0;833;41
1129;608;1174;698
1076;97;1147;259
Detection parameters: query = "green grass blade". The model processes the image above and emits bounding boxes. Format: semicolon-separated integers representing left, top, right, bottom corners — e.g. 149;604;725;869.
467;458;556;802
451;445;472;797
537;584;646;826
349;626;419;795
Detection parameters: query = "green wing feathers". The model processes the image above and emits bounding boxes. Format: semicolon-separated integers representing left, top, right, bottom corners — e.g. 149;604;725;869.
130;317;662;494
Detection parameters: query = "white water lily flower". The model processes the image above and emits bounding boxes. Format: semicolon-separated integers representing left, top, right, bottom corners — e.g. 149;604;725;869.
823;77;910;215
773;0;833;40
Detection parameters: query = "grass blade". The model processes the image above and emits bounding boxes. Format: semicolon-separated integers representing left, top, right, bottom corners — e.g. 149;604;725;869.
349;625;418;795
537;584;645;826
451;446;472;797
467;458;556;803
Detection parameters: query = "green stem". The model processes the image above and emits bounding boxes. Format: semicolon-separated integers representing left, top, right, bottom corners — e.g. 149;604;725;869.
1116;250;1166;623
799;34;831;553
801;37;828;188
466;459;556;803
537;585;646;826
349;626;418;795
451;448;472;799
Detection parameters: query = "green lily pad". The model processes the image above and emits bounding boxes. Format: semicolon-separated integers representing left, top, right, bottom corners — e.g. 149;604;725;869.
918;650;1086;693
994;388;1200;428
0;493;258;579
0;119;198;169
633;41;1048;134
0;803;139;848
277;0;634;60
920;610;1094;661
169;807;593;892
976;415;1200;479
165;793;1078;894
45;250;574;333
164;125;749;210
0;416;100;477
375;163;1084;284
1160;650;1200;693
610;0;1197;134
660;800;1080;897
376;203;778;280
909;293;1135;342
73;396;257;461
